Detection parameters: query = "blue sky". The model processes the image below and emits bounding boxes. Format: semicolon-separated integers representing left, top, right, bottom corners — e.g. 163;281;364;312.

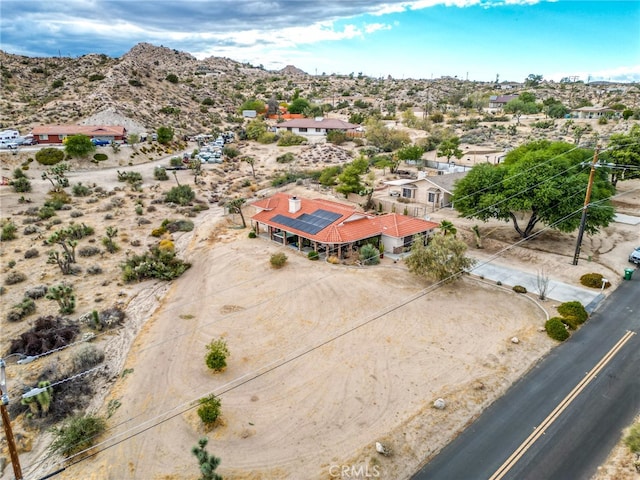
0;0;638;82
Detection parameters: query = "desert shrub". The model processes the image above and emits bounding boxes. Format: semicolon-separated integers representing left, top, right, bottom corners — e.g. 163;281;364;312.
205;338;229;371
624;422;640;454
579;273;611;289
80;307;125;331
23;225;39;237
257;132;277;144
93;153;108;162
129;79;143;87
117;170;142;186
165;219;194;233
5;271;27;285
327;255;340;264
1;220;18;240
6;297;36;322
223;146;239;158
38;206;56;219
70;211;84;218
49;415;106;456
25;285;48;299
560;316;579;330
270;252;287;269
359;244;380;265
165;73;179;83
248;230;257;239
326;130;347;145
307;250;319;261
197;395;221;425
545;317;570;341
72;183;92;197
154;167;169;181
165;185;195;205
277;131;306;146
151;226;167;237
86;265;103;275
88;74;105;82
46;190;72;208
36;148;64;166
557;301;588;324
512;285;527;294
9;315;80;356
78;245;101;257
12;177;32;193
276;152;295;163
121;244;191;282
24;248;39;259
72;345;105;371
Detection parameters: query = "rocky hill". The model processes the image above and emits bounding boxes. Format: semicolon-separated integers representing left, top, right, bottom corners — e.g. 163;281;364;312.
1;42;638;140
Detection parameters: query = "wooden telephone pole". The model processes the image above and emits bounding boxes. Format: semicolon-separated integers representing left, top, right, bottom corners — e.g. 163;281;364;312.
0;358;23;480
572;147;600;266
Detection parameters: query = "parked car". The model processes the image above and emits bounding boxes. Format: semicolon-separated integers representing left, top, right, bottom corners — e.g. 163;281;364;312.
91;138;110;146
17;136;36;145
629;247;640;265
389;190;400;197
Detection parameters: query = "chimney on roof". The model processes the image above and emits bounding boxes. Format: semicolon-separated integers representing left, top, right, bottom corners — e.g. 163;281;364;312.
289;196;301;214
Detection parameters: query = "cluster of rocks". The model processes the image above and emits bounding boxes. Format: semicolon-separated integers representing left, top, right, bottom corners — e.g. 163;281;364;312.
297;143;354;165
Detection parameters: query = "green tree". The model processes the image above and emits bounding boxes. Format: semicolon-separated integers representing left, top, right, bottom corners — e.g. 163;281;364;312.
335;157;369;197
205;338;229;371
127;133;140;149
519;92;537;104
524;74;543;87
239;98;266;114
226;197;247;228
64;134;96;158
405;234;476;283
318;165;342;186
397;145;424;164
288;98;310;114
547;103;569;119
326;130;347;145
156;126;174;145
453;140;615;239
364;118;410;152
197;395;222;425
604;124;640;186
192;437;222;480
504;99;539;124
245;118;268;140
437;137;463;163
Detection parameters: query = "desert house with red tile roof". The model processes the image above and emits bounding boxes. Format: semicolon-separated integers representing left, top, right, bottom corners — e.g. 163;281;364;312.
383;171;468;211
251;193;438;258
30;125;127;145
275;117;359;137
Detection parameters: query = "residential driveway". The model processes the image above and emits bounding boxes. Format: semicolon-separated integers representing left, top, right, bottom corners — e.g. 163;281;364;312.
470;260;604;307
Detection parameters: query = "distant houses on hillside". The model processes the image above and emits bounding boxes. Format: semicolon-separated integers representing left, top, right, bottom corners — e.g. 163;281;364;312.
30;125;127;145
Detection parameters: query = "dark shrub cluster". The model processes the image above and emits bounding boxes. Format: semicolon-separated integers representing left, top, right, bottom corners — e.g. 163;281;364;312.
557;301;588;325
512;285;527;294
121;243;191;282
9;316;80;356
580;273;611;289
78;246;101;257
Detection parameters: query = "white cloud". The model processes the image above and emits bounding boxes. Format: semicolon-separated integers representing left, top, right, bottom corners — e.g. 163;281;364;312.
364;22;393;34
548;65;640;83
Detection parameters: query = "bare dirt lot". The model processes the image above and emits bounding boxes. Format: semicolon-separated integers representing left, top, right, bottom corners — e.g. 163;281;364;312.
1;145;639;480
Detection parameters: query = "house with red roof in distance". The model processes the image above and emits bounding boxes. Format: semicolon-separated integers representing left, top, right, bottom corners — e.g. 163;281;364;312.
251;193;438;259
275;117;359;138
30;125;127;145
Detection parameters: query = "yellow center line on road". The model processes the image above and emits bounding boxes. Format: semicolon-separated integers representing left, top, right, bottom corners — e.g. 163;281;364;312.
489;330;636;480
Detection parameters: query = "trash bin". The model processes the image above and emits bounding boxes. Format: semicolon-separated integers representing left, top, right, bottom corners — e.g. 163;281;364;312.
624;268;634;280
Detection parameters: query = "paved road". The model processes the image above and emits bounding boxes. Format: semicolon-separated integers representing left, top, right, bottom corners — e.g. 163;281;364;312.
413;272;640;480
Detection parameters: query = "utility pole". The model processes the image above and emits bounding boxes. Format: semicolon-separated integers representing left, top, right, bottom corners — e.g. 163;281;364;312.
572;146;600;266
0;359;23;480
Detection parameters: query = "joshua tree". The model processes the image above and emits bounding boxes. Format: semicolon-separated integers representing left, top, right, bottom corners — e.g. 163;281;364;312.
226;198;247;228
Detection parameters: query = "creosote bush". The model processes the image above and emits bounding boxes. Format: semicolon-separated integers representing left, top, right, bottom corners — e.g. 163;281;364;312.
197;395;222;426
5;271;27;285
165;185;195;205
205;338;229;372
270;252;287;269
512;285;527;294
545;317;570;342
36;148;64;166
49;415;107;456
307;250;319;261
557;301;588;324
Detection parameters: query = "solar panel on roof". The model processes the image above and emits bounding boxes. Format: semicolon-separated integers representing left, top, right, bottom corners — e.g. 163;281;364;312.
271;209;342;235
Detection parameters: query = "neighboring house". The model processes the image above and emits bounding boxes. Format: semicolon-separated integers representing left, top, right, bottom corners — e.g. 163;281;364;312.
570;107;616;119
488;95;519;110
30;125;127;145
251;193;438;258
383;171;468;211
275;117;358;137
